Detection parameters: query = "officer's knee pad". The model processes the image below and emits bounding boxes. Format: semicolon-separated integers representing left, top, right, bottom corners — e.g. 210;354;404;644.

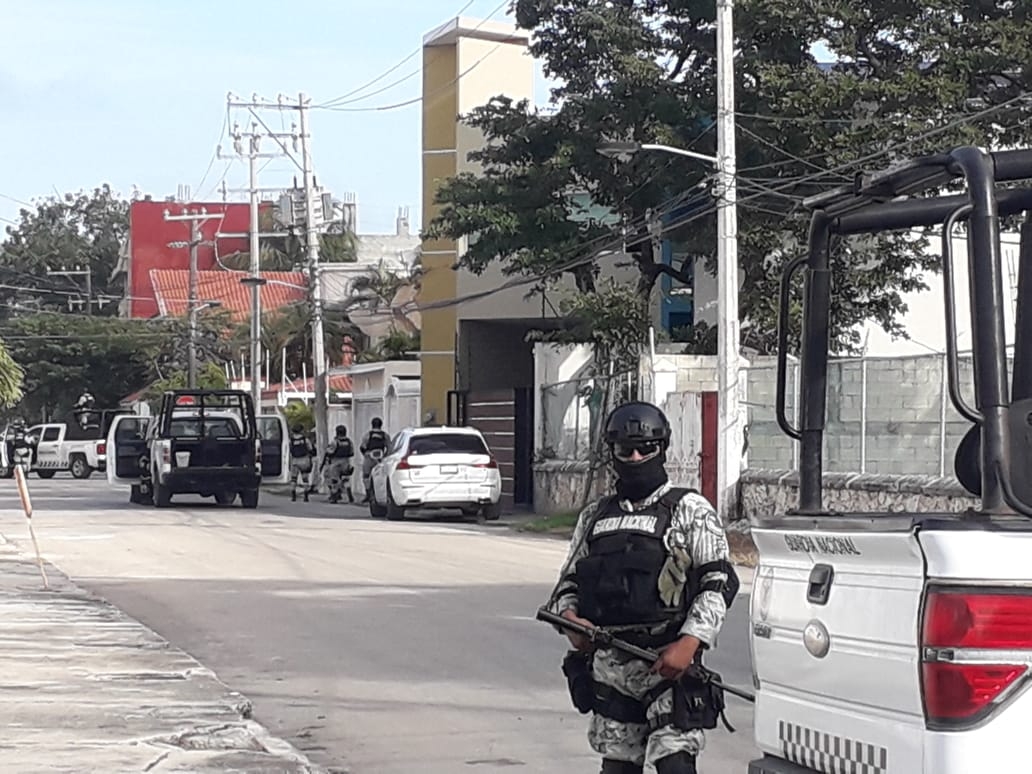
600;759;642;774
653;751;697;774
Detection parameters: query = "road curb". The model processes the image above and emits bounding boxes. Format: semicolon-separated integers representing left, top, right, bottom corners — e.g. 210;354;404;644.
0;531;328;773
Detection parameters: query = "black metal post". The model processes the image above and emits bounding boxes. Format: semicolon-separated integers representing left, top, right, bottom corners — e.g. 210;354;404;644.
1012;216;1032;401
950;147;1009;512
798;212;833;513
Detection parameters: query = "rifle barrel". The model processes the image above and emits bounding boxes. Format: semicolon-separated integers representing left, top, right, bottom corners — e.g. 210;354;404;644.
536;607;756;704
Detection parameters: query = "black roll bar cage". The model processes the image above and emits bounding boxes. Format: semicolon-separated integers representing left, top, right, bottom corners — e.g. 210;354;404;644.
778;146;1032;517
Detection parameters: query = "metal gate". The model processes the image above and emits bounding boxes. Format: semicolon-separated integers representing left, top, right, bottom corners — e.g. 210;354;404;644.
447;387;533;510
658;390;718;507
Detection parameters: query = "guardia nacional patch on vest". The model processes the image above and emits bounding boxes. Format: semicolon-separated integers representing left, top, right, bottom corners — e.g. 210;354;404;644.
590;513;662;537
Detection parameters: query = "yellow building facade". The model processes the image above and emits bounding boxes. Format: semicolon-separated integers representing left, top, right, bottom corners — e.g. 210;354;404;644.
418;17;534;423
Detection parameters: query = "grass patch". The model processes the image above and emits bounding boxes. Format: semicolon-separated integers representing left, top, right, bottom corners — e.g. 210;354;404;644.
518;510;580;534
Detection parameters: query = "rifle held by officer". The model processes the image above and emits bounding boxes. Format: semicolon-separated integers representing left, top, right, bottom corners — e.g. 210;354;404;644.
536;606;755;703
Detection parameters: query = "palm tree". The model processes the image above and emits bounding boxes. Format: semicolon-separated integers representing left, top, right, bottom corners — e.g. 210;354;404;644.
0;340;24;407
231;303;351;381
220;206;360;271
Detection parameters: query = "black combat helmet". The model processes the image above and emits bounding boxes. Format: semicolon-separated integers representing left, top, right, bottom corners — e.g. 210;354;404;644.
335;424;347;436
603;401;671;447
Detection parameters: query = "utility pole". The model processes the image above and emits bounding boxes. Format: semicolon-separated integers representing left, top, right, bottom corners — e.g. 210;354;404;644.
715;0;743;524
297;93;329;467
47;267;94;314
218;115;294;413
165;208;223;388
225;92;330;471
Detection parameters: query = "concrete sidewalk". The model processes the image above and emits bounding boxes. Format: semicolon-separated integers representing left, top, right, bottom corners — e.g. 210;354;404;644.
0;534;325;773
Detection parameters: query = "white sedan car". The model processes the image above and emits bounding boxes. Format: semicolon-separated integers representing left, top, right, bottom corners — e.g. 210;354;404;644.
368;426;502;521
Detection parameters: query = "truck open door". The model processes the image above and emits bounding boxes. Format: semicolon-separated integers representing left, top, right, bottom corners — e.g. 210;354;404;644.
257;414;290;485
106;415;151;486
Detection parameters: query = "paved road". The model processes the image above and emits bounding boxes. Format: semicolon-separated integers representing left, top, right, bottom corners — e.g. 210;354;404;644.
0;476;758;773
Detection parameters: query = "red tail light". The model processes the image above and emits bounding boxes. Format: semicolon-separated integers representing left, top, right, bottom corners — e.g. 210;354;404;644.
396;456;411;470
96;442;106;455
475;456;498;469
920;588;1032;726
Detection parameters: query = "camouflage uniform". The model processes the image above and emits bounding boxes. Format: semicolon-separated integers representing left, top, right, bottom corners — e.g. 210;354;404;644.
323;435;355;503
551;483;731;773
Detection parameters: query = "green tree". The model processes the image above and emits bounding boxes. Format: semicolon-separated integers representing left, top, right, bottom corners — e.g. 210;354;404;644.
218;208;359;270
0;312;231;421
427;0;1032;356
0;340;24;408
0;185;129;318
141;361;229;407
355;327;421;363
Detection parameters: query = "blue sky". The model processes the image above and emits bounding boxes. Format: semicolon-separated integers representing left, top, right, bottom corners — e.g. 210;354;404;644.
0;0;533;235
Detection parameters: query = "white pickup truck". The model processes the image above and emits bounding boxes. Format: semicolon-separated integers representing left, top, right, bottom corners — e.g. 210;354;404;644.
747;146;1032;774
25;422;109;479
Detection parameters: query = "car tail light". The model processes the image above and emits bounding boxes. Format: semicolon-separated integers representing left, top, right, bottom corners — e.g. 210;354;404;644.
396;456;411;470
474;456;498;469
920;588;1032;726
96;442;106;455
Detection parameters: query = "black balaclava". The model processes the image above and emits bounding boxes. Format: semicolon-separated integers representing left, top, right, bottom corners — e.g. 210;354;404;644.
613;447;669;503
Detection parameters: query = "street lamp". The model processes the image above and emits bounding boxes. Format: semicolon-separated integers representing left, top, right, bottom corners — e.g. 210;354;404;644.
596;126;742;522
241;276;269;413
188;300;222;389
597;140;719;167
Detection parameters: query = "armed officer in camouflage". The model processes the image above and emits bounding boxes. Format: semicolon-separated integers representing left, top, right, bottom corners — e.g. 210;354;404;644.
548;401;736;774
321;425;355;504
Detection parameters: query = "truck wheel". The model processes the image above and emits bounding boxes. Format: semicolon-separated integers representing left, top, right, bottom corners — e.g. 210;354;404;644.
214;490;236;506
129;485;152;505
240;489;259;509
37;470;56;479
70;455;92;479
153;481;172;508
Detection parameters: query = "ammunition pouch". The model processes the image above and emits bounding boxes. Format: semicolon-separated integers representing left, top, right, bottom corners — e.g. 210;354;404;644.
562;650;595;714
560;651;647;724
645;667;734;734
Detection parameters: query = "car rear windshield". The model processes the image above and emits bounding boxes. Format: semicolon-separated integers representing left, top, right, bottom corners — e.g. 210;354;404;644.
408;433;488;456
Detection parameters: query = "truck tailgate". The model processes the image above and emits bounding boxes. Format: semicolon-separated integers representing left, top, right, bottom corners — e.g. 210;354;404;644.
750;525;926;773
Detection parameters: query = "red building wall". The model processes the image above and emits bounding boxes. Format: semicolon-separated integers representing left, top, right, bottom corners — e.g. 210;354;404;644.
128;200;253;318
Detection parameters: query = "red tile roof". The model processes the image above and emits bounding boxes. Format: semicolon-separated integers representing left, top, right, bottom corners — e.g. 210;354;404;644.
261;372;353;397
149;270;308;322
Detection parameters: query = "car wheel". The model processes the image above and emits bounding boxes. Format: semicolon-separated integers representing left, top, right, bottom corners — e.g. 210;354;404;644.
240;488;260;509
368;488;387;518
386;486;405;521
482;502;502;521
37;469;56;479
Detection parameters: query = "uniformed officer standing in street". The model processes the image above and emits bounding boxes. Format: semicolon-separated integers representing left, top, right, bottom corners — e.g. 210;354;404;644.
547;401;736;774
287;424;316;502
359;417;390;503
321;424;355;504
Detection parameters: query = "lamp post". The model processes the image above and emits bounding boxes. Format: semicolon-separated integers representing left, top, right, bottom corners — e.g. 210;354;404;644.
597;136;742;522
188;300;222;389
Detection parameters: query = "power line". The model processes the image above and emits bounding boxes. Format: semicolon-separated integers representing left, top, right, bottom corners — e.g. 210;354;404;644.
316;2;513;114
316;0;495;109
402;94;1032;316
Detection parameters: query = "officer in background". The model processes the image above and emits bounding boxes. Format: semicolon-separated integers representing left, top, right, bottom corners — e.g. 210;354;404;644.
359;417;390;503
321;424;355;504
288;424;316;503
547;401;736;774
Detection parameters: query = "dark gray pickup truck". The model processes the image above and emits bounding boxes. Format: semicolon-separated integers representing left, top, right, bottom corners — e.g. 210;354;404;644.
105;389;289;508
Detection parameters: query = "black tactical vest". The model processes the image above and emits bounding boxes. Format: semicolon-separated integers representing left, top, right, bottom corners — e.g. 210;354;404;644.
331;438;353;459
574;487;693;633
290;437;311;458
365;430;389;452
